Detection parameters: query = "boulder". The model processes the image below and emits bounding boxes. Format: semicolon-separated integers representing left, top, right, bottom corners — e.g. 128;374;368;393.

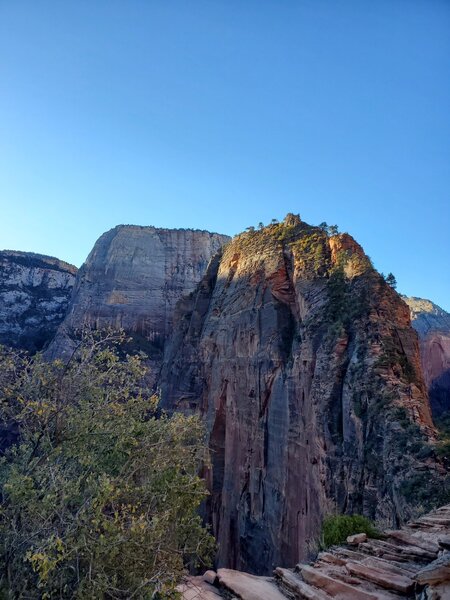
217;568;286;600
347;533;368;545
415;554;450;586
203;570;218;585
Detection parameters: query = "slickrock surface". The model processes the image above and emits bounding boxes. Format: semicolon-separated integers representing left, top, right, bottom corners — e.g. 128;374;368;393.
47;226;229;372
161;216;445;573
177;576;222;599
216;568;287;599
180;504;450;599
0;251;77;352
404;297;450;417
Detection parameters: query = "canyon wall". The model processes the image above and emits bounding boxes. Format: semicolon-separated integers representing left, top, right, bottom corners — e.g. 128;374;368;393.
2;222;446;577
47;226;229;376
404;297;450;418
0;251;77;352
161;216;445;574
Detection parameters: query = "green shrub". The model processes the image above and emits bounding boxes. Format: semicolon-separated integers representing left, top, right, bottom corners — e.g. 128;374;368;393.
0;331;214;598
321;514;380;548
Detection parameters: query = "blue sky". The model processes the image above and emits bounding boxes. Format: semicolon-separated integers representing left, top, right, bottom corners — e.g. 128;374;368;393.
0;1;449;310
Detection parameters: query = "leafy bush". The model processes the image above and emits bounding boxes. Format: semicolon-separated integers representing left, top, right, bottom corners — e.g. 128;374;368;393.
321;514;380;548
0;331;214;598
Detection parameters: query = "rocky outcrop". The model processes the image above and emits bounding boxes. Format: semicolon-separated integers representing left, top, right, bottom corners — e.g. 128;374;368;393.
0;251;77;352
179;504;450;599
47;226;229;377
404;297;450;418
161;217;445;575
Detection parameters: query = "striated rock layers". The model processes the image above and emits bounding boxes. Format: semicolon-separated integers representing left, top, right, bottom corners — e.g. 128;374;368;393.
0;251;77;352
404;297;450;417
161;216;445;575
48;226;229;373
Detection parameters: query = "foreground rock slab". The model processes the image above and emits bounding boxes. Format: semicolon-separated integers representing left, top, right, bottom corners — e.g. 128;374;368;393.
299;564;383;600
182;503;450;599
177;576;222;599
217;568;286;600
415;554;450;586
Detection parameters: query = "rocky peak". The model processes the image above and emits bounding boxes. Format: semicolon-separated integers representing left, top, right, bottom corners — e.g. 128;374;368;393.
0;250;77;352
161;218;443;574
283;213;302;227
47;225;230;375
404;296;450;417
405;297;450;337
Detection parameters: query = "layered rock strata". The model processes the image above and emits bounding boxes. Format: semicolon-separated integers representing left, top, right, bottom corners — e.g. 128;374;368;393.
180;503;450;599
47;226;229;374
0;251;77;352
161;216;444;574
404;297;450;417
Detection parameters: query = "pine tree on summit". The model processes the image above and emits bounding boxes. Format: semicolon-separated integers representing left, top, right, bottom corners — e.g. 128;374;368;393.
386;272;397;289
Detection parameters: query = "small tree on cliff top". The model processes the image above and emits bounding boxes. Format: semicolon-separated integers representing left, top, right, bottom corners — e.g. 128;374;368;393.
385;272;397;289
0;331;214;598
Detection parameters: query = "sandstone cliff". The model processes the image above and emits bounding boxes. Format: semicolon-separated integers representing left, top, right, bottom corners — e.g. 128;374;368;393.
161;216;445;574
48;226;229;375
0;251;77;352
404;297;450;418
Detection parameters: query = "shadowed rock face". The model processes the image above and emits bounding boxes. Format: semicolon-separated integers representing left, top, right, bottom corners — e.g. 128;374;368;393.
404;297;450;418
0;251;77;352
47;226;230;375
161;218;443;575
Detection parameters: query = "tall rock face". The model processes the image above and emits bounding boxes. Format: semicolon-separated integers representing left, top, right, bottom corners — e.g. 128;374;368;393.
404;296;450;417
48;226;229;374
0;251;77;352
161;217;444;575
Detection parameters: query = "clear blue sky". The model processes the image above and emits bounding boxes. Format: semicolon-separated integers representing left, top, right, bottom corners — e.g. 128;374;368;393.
0;1;449;309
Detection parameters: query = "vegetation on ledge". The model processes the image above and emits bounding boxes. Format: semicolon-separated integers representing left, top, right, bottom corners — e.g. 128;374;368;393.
320;514;380;549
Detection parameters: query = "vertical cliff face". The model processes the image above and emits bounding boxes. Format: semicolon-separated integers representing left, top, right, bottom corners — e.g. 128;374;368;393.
404;297;450;417
0;251;77;352
48;226;229;374
161;217;443;575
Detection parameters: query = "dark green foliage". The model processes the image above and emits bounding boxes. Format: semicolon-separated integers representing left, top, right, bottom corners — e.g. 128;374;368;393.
326;269;348;325
290;230;329;277
389;407;450;510
376;336;419;384
399;471;450;511
390;406;433;456
435;411;450;463
321;514;380;548
385;273;397;289
328;224;339;236
323;269;371;342
0;332;214;598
